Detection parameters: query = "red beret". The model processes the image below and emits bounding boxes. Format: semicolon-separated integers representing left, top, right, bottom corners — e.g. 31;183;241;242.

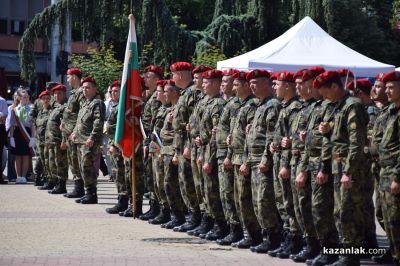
270;72;279;80
232;71;248;81
165;79;176;86
295;66;326;82
374;73;385;82
144;65;164;77
169;62;193;72
39;90;51;98
81;76;96;86
276;72;295;83
246;69;270;81
346;79;371;93
222;69;239;76
67;68;82;77
382;71;400;83
51;84;66;93
110;80;121;89
313;71;340;89
192;65;213;74
294;69;307;79
337;68;354;78
156;80;167;87
202;69;223;79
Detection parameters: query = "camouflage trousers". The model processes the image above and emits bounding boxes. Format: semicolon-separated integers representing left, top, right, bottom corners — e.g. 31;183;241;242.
66;139;82;181
234;164;262;240
178;155;199;213
309;156;338;246
164;155;185;214
203;160;225;221
77;144;100;189
37;142;51;180
218;160;240;225
251;163;280;233
291;155;317;238
380;190;400;261
124;148;144;198
372;162;385;230
111;147;127;196
33;153;43;178
47;143;68;182
152;152;169;208
333;161;364;247
144;153;156;201
273;154;289;232
191;145;206;213
360;156;376;241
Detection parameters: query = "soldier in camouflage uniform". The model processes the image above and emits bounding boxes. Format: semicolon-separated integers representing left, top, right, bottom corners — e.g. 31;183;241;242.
376;71;400;265
46;84;68;194
240;70;282;254
33;91;53;190
186;65;212;236
316;70;368;266
215;69;244;246
141;65;163;221
195;70;228;240
71;77;105;204
288;67;325;263
62;68;85;198
160;80;187;229
29;82;57;186
148;80;173;225
268;72;303;259
170;62;201;232
103;81;129;214
226;71;260;249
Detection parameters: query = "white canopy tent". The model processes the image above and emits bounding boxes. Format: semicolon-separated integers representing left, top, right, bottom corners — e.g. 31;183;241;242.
396;67;400;72
217;16;394;77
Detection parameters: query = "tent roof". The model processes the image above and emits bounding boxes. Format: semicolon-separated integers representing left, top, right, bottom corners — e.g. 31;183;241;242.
217;16;394;77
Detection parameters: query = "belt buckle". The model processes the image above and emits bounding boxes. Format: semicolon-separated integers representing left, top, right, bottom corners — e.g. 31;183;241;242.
334;152;342;162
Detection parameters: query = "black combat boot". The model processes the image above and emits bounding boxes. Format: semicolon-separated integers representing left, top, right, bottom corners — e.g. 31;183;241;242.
106;196;129;214
48;180;67;194
216;223;244;246
64;179;85;198
371;249;393;264
187;213;213;236
205;219;229;241
291;236;320;262
163;211;185;229
80;187;98;204
173;211;201;232
33;174;43;186
134;197;143;218
309;254;338;266
251;230;282;253
149;207;171;224
327;255;359;266
139;199;160;220
38;179;56;190
277;233;303;259
268;231;289;257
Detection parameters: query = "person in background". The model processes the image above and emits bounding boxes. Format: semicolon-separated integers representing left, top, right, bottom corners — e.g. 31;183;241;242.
9;90;35;184
102;84;114;182
0;95;8;184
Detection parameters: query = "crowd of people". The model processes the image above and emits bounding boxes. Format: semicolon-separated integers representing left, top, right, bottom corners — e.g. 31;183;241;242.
1;63;400;266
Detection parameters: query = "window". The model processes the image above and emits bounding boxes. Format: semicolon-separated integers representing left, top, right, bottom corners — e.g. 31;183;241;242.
11;20;25;35
0;19;7;34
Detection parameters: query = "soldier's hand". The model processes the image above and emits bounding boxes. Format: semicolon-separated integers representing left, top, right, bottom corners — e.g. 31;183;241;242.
60;142;67;150
167;113;173;123
172;156;179;165
197;156;203;166
281;137;292;148
109;146;116;155
158;154;164;162
59;123;63;131
195;136;202;147
269;143;279;154
69;133;76;142
391;181;400;194
85;138;94;148
239;163;250;177
186;123;190;132
258;163;269;173
212;127;217;135
183;147;191;160
279;167;290;179
341;174;352;189
316;171;328;185
226;135;232;145
299;131;306;142
318;122;331;134
143;146;148;158
223;158;233;170
245;124;252;134
296;171;308;188
203;163;212;174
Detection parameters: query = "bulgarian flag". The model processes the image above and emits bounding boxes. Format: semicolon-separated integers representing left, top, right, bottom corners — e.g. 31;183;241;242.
115;15;142;158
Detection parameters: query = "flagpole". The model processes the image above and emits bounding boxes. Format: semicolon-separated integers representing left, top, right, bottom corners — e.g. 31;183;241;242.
131;98;137;219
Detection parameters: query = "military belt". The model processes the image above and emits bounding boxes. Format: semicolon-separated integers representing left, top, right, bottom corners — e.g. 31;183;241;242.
308;150;321;157
380;158;396;167
248;147;264;153
334;152;344;162
292;149;300;156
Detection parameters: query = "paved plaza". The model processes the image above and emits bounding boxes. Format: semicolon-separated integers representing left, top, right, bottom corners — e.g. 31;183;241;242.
0;173;391;266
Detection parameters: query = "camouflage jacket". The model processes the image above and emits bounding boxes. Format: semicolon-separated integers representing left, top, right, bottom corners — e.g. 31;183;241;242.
142;90;161;145
149;104;171;153
227;95;257;165
199;95;226;164
172;83;201;156
104;102;118;147
73;97;105;145
160;105;176;156
45;101;67;144
370;104;390;158
243;96;280;165
272;96;302;168
62;87;85;140
216;96;240;160
30;96;56;125
35;107;53;143
378;104;400;190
